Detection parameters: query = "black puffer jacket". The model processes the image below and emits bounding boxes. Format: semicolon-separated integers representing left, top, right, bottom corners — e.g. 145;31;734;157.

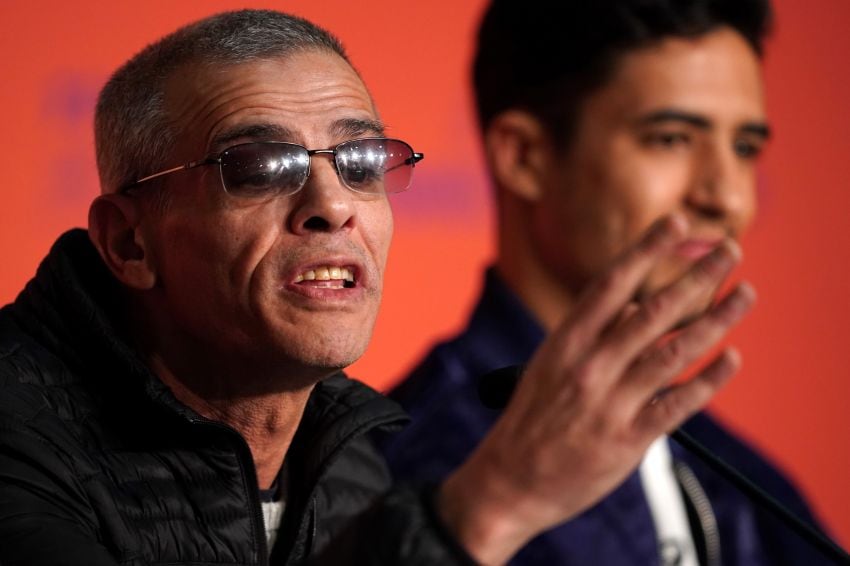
0;230;473;566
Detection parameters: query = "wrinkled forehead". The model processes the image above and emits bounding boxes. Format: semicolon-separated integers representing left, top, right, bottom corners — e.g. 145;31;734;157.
162;50;380;156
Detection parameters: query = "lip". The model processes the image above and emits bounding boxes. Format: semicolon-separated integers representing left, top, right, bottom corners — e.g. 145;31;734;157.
675;238;723;260
281;257;366;303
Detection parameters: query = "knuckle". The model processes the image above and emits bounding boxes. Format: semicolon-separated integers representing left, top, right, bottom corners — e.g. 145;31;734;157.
691;259;715;283
657;394;686;426
657;386;705;427
571;359;599;394
638;294;667;325
656;339;685;373
712;304;737;327
713;295;747;327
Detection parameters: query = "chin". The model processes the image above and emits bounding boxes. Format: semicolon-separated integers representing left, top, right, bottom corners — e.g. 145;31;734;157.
257;309;377;377
279;332;369;374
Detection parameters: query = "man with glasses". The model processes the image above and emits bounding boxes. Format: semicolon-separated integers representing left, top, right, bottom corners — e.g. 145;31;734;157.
383;0;828;565
0;8;756;565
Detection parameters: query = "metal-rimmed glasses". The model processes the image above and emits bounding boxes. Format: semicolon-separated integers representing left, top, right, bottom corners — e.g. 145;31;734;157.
120;137;424;197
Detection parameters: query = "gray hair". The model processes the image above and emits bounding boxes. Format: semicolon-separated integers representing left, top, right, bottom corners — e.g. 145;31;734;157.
94;9;349;194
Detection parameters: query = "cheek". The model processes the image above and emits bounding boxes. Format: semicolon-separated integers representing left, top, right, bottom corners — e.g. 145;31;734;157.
620;174;686;234
538;149;692;278
363;200;394;276
738;170;759;232
603;149;693;240
157;208;278;306
552;153;654;255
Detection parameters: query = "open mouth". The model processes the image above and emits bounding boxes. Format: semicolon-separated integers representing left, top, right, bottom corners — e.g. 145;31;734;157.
294;266;356;289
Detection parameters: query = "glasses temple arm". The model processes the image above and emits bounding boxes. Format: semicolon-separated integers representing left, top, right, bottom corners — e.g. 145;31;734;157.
120;157;220;192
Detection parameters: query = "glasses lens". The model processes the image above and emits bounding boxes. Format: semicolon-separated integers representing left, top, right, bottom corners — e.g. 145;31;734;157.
335;139;415;194
219;143;309;197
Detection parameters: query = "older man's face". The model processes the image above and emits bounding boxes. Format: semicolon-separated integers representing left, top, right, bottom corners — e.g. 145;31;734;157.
530;26;766;303
140;51;392;379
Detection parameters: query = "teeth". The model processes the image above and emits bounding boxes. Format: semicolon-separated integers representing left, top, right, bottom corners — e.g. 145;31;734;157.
295;266;355;284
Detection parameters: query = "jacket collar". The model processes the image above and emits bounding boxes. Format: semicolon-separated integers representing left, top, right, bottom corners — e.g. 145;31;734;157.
456;267;546;373
8;229;171;403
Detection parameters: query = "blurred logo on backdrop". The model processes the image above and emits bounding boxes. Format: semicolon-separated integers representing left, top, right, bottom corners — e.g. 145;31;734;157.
41;72;102;207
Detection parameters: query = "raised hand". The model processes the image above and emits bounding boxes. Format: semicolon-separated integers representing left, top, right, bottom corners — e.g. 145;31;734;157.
438;214;756;565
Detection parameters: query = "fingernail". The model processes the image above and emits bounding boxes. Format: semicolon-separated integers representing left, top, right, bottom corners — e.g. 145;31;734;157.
707;239;742;269
732;281;757;309
717;281;756;320
723;347;742;372
723;239;742;262
736;281;756;300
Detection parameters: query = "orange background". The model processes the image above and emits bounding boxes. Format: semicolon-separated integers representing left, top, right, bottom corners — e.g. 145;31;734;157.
2;0;849;552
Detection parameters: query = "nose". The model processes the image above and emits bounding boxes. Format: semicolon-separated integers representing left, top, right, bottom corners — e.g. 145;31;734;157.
288;156;356;234
685;140;756;232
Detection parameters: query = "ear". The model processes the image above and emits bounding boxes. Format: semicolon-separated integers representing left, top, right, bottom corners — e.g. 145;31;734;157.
88;194;157;290
483;110;554;202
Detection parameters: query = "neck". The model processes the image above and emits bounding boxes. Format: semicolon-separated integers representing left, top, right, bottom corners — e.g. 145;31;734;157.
153;362;313;489
126;294;323;489
496;193;579;332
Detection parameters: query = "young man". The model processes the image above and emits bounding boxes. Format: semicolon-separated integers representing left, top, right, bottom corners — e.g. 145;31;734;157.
384;0;825;564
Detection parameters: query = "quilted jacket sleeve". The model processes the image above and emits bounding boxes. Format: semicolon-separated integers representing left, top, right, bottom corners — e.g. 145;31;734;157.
0;421;120;565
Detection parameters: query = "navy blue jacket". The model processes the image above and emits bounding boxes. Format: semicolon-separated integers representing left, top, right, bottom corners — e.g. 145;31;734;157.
383;268;830;565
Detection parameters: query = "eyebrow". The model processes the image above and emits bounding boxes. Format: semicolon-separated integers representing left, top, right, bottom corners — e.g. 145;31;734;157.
636;109;771;140
329;117;386;139
209;118;386;153
211;123;296;150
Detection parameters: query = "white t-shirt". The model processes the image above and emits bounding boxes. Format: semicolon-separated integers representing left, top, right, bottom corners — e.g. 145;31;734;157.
261;499;285;549
639;436;699;566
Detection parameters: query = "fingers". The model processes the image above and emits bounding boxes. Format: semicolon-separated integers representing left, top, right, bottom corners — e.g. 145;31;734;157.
521;216;744;417
591;238;742;387
622;282;755;406
634;347;742;436
552;214;689;357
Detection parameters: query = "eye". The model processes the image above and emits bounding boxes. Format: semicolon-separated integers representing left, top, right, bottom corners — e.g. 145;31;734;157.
642;131;692;149
232;171;273;189
734;137;763;159
336;146;387;192
221;144;309;196
230;168;305;194
341;163;383;187
227;163;282;193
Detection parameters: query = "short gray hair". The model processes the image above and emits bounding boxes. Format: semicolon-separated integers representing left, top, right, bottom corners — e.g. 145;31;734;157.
95;9;349;194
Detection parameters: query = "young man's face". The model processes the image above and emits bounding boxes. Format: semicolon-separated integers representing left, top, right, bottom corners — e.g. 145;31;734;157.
138;50;394;382
531;26;767;301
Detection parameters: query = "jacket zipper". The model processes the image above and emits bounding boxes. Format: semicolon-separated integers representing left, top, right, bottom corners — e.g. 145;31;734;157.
191;417;270;565
282;412;407;564
674;460;721;566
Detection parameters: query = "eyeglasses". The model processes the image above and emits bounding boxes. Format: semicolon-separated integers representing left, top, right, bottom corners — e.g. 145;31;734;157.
121;137;424;197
